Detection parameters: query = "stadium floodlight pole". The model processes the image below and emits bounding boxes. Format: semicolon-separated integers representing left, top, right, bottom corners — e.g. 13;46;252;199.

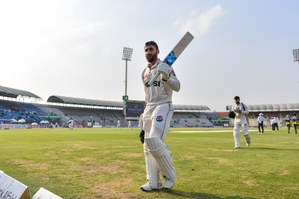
122;47;133;98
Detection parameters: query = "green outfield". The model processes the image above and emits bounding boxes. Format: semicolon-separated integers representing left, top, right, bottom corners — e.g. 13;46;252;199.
0;127;298;199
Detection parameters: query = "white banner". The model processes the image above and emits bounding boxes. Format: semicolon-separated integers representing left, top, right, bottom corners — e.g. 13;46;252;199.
0;172;31;199
32;187;62;199
1;124;28;130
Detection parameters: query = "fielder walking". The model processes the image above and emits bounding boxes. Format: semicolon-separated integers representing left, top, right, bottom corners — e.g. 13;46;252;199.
285;114;291;134
140;41;180;191
68;118;74;130
115;119;121;130
127;121;133;130
271;117;279;132
292;114;298;134
232;96;251;149
257;113;265;134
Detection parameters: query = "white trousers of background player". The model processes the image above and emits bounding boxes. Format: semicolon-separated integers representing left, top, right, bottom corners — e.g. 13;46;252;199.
233;122;251;147
142;103;176;189
127;124;133;130
115;124;121;130
69;124;73;130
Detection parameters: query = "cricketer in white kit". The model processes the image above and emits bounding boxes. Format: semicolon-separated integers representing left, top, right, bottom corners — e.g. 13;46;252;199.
68;118;74;130
232;96;251;149
127;121;133;130
115;119;121;130
140;41;180;191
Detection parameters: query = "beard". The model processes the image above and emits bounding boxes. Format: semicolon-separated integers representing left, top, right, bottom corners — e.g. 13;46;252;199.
146;53;157;63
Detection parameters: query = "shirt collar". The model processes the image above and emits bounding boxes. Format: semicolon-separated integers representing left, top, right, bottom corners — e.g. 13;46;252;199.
147;58;161;69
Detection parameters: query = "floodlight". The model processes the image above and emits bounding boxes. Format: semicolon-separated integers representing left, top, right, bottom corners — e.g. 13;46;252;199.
122;47;133;97
293;49;299;62
122;47;133;61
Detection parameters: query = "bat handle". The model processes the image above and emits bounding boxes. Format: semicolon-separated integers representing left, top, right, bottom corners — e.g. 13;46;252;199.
147;72;160;86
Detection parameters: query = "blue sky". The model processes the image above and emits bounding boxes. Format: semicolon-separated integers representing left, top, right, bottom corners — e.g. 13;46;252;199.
0;0;299;111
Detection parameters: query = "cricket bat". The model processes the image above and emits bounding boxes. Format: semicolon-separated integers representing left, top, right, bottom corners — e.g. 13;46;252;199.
146;32;194;87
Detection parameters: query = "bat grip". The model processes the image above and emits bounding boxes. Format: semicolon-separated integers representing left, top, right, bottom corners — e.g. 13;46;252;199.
147;72;160;86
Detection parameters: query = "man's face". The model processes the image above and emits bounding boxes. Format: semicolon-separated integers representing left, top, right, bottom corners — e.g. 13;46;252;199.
234;99;240;105
144;45;159;63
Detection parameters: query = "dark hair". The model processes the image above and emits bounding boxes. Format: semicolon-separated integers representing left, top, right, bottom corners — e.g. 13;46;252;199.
145;41;159;50
234;96;240;100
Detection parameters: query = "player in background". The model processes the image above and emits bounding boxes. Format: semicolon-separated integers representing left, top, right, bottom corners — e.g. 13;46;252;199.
272;117;279;132
140;41;180;191
127;121;133;130
292;114;298;134
257;113;265;134
232;96;251;149
68;118;74;130
285;114;291;134
115;119;121;130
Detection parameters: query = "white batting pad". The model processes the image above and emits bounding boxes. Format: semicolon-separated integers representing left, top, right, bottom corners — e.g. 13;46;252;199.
244;134;251;144
145;137;176;181
144;143;161;188
233;128;241;147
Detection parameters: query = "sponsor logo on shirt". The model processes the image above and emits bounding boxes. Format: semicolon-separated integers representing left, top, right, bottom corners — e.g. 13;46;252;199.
143;74;148;79
244;123;247;126
171;70;176;76
156;116;163;122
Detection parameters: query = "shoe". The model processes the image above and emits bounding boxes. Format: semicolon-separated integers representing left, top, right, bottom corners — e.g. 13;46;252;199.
164;168;176;189
140;182;162;191
258;132;261;135
247;142;250;147
261;133;263;134
235;146;241;149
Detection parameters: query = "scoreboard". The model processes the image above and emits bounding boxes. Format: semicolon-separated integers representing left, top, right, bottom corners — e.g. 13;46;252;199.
123;100;145;117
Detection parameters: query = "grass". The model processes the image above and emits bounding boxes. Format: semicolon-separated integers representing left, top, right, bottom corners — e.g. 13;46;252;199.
0;127;299;199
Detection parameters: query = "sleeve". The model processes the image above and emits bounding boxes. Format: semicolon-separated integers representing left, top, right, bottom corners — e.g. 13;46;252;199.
163;67;180;92
241;103;249;115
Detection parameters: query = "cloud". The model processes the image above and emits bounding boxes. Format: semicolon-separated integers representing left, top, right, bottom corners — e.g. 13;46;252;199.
177;5;225;36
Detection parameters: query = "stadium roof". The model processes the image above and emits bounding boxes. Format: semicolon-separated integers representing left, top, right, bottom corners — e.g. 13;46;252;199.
226;103;299;111
47;95;211;111
174;104;210;111
0;85;41;99
47;95;123;107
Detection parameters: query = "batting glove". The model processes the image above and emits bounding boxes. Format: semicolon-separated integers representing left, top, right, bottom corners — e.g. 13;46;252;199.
139;130;145;144
157;62;171;81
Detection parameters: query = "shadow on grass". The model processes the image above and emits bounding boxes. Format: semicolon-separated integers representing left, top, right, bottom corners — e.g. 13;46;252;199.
254;147;299;151
146;189;257;199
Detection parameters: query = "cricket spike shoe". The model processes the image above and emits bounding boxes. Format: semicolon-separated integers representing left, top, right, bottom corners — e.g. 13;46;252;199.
164;168;176;189
140;182;162;192
247;142;251;147
235;146;241;149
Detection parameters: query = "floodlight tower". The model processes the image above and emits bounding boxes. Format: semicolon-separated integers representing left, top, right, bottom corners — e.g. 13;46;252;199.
122;47;133;101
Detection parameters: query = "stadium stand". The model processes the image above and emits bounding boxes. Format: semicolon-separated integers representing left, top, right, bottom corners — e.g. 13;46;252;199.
46;95;215;127
0;86;46;124
0;85;215;127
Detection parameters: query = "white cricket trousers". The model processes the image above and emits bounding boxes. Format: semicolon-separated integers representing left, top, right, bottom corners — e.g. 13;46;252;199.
143;103;174;140
69;124;73;130
233;122;251;147
142;103;176;187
